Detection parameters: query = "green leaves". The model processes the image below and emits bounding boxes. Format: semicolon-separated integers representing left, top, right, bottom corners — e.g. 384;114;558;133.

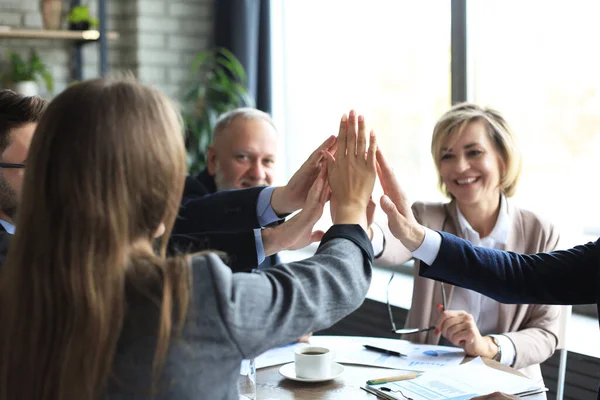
183;48;255;175
6;50;54;93
67;5;99;27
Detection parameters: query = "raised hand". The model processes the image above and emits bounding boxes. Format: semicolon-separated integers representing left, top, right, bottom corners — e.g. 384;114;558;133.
376;148;424;251
262;166;330;255
366;197;377;239
270;135;337;215
436;307;499;359
325;111;377;231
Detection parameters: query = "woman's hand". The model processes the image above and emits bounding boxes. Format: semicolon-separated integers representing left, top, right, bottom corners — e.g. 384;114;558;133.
325;110;377;231
376;148;425;251
366;197;376;239
436;308;499;359
471;392;519;400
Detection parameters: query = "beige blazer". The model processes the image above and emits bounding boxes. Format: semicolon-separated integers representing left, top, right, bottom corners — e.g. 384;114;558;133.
398;199;561;382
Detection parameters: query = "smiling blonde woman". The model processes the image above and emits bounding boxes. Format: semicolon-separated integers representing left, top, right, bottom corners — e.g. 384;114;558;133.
377;102;560;383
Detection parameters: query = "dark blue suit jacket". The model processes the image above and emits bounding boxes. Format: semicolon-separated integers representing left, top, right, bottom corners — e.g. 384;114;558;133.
170;169;282;271
420;231;600;399
0;224;10;267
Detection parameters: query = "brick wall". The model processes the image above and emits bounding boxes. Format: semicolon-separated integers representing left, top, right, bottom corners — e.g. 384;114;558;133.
0;0;213;97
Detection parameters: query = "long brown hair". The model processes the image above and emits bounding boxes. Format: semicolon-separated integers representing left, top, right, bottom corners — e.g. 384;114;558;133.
0;77;191;399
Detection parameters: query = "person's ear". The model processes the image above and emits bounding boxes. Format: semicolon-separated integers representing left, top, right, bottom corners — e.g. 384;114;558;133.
153;222;166;238
207;145;217;176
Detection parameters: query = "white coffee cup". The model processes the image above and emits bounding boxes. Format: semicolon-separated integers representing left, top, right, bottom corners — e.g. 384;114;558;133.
294;346;333;379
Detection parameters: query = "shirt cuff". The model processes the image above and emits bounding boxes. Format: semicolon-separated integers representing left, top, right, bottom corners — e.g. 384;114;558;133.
490;334;516;367
411;227;442;266
256;187;281;227
253;228;266;267
370;222;385;258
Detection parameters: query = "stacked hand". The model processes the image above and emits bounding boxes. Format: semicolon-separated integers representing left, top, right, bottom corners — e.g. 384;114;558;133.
324;110;377;231
262;110;378;254
263;167;330;255
270;135;337;216
376;148;425;251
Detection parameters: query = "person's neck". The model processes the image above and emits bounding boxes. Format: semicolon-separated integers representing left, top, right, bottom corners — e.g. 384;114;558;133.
457;193;502;238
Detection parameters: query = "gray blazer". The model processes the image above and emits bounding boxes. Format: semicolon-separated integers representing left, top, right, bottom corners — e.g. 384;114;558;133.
107;225;373;399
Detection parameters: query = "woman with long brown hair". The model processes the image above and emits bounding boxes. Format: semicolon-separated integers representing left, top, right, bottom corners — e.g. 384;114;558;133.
0;78;377;399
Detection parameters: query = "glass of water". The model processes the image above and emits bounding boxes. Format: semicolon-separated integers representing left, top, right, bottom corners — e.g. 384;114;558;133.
238;358;256;400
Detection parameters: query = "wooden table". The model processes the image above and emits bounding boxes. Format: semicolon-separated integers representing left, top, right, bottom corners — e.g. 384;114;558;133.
256;340;547;400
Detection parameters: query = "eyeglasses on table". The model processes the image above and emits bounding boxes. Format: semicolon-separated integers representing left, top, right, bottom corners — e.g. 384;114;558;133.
386;272;447;335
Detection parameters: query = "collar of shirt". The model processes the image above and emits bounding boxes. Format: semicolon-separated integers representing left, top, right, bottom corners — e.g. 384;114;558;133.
455;194;509;247
0;219;15;235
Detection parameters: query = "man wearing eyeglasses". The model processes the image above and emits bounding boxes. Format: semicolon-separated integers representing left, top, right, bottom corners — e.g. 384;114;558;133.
0;90;47;264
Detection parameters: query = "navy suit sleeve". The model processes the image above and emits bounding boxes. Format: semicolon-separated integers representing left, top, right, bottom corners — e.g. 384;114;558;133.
0;232;10;267
168;232;258;272
420;231;599;305
173;187;265;234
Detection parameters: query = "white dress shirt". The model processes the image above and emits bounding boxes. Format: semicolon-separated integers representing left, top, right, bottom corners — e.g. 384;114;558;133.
413;195;516;366
0;219;15;235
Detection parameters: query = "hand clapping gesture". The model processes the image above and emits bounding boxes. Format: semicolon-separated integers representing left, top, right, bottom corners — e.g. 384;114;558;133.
324;110;377;230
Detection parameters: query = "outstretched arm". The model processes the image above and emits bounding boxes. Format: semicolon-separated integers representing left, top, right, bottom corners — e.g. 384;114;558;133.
375;147;600;306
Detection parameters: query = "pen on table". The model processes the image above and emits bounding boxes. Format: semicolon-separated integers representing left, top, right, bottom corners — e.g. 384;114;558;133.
366;372;421;385
363;344;407;358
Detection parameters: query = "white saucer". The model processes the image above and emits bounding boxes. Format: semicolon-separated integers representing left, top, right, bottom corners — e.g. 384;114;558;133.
279;362;344;382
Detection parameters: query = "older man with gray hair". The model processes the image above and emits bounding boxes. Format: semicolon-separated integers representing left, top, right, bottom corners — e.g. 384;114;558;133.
172;107;331;271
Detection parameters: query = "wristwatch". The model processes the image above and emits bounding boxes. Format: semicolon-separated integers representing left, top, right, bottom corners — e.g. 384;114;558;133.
489;335;502;362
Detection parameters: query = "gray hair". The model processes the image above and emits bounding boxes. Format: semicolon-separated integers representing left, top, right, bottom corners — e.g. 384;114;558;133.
212;107;277;141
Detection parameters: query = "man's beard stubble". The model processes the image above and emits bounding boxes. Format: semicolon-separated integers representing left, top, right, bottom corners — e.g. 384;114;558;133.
0;174;18;220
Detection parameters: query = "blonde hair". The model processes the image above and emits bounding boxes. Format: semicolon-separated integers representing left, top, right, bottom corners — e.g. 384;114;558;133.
0;77;191;399
431;102;522;198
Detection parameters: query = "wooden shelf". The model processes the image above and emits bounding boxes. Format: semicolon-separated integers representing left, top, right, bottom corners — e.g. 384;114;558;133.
0;28;118;41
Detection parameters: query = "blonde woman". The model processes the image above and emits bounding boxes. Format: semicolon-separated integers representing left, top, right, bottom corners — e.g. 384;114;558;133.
377;103;560;382
0;77;377;400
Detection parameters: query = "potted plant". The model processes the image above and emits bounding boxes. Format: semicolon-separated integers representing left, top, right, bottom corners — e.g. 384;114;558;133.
67;4;99;30
4;50;54;97
182;47;255;174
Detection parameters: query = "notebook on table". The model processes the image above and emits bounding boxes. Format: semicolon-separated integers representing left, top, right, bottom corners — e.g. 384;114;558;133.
361;357;546;400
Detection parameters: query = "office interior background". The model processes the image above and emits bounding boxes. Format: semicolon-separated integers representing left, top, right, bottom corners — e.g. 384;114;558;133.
1;0;599;398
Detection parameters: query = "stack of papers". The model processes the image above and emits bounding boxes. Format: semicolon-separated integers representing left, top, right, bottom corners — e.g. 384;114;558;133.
256;336;465;372
364;357;547;399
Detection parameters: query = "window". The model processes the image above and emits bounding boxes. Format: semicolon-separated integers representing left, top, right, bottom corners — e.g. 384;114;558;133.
470;0;600;247
272;0;451;226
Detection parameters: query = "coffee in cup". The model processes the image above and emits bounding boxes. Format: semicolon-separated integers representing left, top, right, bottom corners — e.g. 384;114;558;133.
294;346;333;379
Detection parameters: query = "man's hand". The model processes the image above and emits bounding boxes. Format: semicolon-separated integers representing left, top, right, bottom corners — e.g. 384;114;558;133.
325;111;377;232
471;392;519;400
262;166;330;255
270;135;336;215
376;148;425;251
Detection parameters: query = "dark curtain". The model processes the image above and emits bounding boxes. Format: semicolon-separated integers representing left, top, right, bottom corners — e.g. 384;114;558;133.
213;0;272;114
